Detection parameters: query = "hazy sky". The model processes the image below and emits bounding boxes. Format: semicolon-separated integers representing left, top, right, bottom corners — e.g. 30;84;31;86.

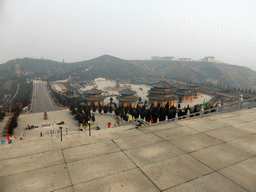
1;0;256;69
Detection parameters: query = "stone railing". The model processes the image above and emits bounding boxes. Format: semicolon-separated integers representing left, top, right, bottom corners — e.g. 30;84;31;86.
141;94;256;126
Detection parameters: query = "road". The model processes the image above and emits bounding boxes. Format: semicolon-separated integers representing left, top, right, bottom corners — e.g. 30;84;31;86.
31;80;64;113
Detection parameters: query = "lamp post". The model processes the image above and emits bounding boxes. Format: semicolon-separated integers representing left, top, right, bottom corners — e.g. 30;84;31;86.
59;125;63;141
88;120;91;136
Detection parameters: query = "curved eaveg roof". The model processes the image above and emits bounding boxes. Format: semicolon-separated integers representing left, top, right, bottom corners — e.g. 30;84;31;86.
148;88;174;95
84;95;106;101
175;90;195;96
84;87;103;95
151;80;173;89
119;88;137;95
178;85;191;91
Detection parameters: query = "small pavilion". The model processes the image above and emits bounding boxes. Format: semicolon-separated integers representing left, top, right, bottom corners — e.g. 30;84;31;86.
84;86;106;106
147;76;177;107
116;86;139;107
189;82;202;98
176;83;195;102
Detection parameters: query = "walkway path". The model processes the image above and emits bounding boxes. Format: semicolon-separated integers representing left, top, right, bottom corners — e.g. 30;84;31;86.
0;108;256;191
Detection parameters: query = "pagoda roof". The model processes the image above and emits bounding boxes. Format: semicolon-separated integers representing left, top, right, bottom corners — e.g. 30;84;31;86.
84;95;106;101
175;90;195;96
119;88;137;95
116;96;139;102
151;80;173;89
148;88;175;95
147;94;178;101
178;85;191;90
84;87;103;95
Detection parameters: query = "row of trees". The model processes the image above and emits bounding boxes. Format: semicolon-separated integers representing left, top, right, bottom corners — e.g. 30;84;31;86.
69;101;204;124
70;105;95;125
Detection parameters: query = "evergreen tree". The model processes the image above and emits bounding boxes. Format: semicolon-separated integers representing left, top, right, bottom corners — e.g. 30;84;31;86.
92;114;95;122
104;105;109;113
124;106;129;114
98;104;102;114
109;106;113;114
92;103;96;112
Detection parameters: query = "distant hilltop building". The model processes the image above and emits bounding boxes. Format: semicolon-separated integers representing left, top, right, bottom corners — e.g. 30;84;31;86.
202;56;215;62
178;58;192;62
151;56;175;61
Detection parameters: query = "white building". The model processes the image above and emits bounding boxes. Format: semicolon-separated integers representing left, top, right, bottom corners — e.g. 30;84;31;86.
203;56;215;62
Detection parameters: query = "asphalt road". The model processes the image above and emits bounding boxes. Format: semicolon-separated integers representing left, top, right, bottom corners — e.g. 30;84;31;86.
31;80;64;113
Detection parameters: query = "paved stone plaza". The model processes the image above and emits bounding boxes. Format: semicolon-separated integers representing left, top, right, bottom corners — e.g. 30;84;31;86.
0;108;256;191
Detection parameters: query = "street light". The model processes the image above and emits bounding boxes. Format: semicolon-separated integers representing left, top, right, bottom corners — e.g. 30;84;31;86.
59;125;63;141
88;120;91;136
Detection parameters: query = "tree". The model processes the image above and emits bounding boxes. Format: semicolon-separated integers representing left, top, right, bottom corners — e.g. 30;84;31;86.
124;106;129;114
92;103;96;112
115;107;121;116
98;104;102;114
193;105;198;113
104;105;109;113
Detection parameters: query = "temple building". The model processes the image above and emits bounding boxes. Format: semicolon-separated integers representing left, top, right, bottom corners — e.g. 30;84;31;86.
116;86;139;107
189;82;202;98
175;83;195;102
84;86;106;106
147;77;177;107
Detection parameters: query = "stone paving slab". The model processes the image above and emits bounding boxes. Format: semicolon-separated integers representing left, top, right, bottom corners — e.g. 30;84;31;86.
219;157;256;192
140;154;213;191
154;126;199;140
233;121;256;134
203;127;251;142
138;122;181;133
0;139;51;160
187;121;229;132
169;133;222;153
206;112;238;120
73;168;160;192
63;140;120;162
190;143;254;170
216;117;248;126
0;164;71;192
53;186;74;192
67;151;136;185
233;113;256;122
0;150;64;177
124;141;184;167
227;135;256;155
113;133;164;150
164;172;247;192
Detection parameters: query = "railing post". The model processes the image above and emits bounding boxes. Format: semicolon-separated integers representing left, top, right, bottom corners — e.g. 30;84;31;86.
217;100;221;113
187;109;190;118
239;94;243;109
200;107;204;116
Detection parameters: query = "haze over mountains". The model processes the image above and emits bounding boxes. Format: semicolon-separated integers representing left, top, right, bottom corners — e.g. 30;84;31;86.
1;55;256;89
